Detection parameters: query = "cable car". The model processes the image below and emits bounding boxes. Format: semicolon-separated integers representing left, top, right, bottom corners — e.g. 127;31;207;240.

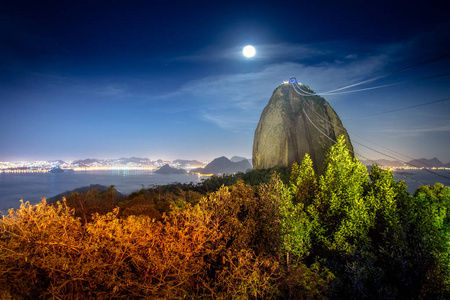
289;77;297;84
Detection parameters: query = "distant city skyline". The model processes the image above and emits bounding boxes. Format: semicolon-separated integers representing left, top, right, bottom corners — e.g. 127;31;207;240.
1;1;450;163
2;155;449;169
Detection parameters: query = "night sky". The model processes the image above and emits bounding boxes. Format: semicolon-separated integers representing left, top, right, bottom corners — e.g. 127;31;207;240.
1;0;450;163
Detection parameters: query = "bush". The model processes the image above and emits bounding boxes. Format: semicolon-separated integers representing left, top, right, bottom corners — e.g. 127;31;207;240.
0;199;221;298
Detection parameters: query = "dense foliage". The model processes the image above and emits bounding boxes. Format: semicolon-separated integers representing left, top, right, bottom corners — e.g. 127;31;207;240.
1;135;449;299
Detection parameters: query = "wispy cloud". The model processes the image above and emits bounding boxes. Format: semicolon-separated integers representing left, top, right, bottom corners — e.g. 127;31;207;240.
160;54;388;132
201;110;255;133
382;124;450;134
94;84;131;98
31;72;135;100
158;34;445;132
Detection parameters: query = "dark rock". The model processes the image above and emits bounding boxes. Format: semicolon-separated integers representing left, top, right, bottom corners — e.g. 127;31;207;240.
253;84;353;173
154;164;187;174
202;156;252;175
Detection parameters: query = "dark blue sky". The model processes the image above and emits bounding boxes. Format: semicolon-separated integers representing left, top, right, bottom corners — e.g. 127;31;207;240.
1;0;450;163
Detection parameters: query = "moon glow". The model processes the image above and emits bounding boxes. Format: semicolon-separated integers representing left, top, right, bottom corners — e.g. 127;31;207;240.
243;45;256;58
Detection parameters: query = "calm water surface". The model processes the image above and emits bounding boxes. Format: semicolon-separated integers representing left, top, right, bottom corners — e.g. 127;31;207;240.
1;169;450;212
0;170;201;211
392;169;450;193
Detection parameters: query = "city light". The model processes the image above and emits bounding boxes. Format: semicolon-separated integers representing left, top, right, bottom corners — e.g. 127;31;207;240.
0;159;210;173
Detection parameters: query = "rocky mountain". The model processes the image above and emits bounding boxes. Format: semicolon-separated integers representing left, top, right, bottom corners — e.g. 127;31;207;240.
195;156;252;175
359;159;405;167
116;157;151;164
230;156;247;162
230;156;252;166
154;164;187;174
407;157;444;168
50;160;66;165
253;83;353;173
72;158;101;166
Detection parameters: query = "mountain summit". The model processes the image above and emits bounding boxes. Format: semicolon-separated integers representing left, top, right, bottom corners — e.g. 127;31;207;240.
253;83;353;173
202;156;252;175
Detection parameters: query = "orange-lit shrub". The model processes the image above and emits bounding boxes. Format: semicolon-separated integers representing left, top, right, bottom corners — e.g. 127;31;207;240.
118;187;202;218
196;181;281;298
0;190;282;299
2;180;339;299
63;187;117;224
0;200;83;298
0;199;222;298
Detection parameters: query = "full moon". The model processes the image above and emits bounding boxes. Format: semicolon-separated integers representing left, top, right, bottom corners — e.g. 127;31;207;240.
243;45;256;58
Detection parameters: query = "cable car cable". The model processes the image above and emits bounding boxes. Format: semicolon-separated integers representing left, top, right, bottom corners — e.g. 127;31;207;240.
294;83;444;171
292;83;450;181
323;52;450;94
294;82;448;169
295;72;450;96
343;96;450;120
301;105;426;185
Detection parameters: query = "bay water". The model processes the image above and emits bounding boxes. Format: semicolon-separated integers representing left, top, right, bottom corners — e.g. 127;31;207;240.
1;169;449;212
0;170;201;212
392;169;450;194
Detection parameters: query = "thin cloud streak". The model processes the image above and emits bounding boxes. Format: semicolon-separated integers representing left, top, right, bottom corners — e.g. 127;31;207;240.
161;54;388;131
382;124;450;134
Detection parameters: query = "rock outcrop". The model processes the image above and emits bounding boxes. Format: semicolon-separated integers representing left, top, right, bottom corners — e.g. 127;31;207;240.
154;164;187;174
197;156;252;175
253;83;353;173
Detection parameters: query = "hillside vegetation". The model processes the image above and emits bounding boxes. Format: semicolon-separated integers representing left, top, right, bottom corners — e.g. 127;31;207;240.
1;136;449;299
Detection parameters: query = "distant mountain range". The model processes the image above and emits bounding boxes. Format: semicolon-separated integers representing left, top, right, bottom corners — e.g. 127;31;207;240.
38;157;254;174
116;157;151;164
408;158;445;168
360;157;450;168
191;156;252;175
230;156;252;166
35;156;450;171
72;158;102;166
172;159;205;168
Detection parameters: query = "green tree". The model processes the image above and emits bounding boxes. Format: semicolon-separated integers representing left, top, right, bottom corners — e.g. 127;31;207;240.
313;135;372;254
411;183;450;298
279;155;318;263
273;156;334;299
290;154;317;206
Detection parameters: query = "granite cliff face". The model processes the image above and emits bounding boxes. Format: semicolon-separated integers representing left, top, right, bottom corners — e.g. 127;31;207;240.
253;84;353;173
